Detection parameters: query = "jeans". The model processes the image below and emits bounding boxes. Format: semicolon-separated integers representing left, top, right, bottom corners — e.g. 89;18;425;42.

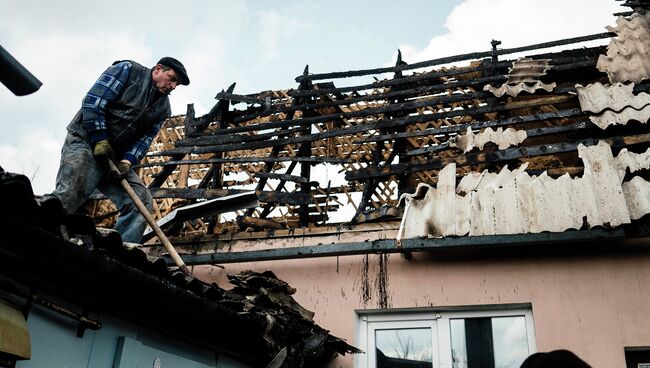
50;133;153;243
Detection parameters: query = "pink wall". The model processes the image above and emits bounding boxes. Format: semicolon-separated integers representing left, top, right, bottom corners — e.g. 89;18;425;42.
188;233;650;368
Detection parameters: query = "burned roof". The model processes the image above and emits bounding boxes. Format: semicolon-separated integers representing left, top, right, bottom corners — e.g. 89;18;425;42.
82;6;650;247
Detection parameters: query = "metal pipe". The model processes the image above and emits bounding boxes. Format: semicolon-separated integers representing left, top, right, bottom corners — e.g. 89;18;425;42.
2;285;102;331
0;45;42;96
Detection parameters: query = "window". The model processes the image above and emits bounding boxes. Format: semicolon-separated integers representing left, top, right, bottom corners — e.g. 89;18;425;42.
356;308;535;368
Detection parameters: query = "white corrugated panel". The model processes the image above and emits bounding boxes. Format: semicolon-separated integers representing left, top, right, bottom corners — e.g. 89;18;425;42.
398;141;650;240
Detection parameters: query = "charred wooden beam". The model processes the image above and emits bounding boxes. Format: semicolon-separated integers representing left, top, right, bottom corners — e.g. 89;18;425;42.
225;56;598;125
297;67;316;227
219;51;596;106
404;120;597;156
135;156;352;168
236;216;286;231
345;133;650;181
295;32;613;82
307;204;339;213
148;83;236;189
350;54;410;225
230;76;501;125
215;92;268;105
257;191;311;206
179;75;506;139
244;72;314;218
259;161;299;219
148;105;194;189
148;188;247;199
255;172;318;186
190;82;237;134
355;108;584;143
289;57;596;99
151;95;577;157
175;126;309;146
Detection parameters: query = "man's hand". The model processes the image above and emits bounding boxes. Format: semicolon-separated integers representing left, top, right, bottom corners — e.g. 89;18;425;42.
117;160;131;178
108;160;131;182
93;140;115;161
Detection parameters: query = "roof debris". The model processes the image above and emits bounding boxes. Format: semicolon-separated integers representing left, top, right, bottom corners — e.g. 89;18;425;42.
452;126;528;153
483;58;556;97
398;141;650;239
597;12;650;83
0;169;360;367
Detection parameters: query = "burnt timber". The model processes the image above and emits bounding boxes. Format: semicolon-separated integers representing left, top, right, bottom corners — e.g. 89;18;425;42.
86;23;650;243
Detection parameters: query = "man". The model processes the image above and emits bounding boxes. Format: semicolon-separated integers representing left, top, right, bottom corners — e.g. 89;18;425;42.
50;57;189;243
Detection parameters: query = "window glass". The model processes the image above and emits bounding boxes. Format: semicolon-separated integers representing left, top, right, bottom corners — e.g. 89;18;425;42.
492;316;529;368
375;328;433;368
450;316;529;368
450;319;468;368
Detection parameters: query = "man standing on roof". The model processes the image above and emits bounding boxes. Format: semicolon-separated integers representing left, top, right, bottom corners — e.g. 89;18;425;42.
49;57;190;243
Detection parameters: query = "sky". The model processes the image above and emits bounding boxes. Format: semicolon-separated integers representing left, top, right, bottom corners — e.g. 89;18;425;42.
0;0;621;195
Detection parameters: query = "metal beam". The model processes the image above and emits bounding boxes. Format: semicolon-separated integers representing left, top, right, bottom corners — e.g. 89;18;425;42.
163;226;650;265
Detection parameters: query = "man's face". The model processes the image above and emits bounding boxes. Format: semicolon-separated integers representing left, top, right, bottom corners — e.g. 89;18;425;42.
152;65;180;95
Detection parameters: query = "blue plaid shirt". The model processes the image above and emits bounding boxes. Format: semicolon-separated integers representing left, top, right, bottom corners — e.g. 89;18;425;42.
82;61;164;164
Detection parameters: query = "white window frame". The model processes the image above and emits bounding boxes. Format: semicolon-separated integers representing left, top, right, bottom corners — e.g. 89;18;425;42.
356;307;536;368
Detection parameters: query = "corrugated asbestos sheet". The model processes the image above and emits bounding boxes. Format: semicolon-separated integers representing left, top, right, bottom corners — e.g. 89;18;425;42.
452;127;528;153
484;58;556;97
398;142;650;239
597;12;650;83
576;82;650;129
398;9;650;241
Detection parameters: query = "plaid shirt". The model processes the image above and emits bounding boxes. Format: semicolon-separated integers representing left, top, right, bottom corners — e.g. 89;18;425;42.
81;61;164;164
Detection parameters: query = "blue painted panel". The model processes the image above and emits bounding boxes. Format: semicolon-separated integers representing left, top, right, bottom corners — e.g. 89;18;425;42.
113;336;216;368
15;304;250;368
16;305;96;368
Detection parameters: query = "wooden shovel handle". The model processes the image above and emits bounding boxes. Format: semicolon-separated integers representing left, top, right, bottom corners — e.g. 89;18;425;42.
108;160;192;277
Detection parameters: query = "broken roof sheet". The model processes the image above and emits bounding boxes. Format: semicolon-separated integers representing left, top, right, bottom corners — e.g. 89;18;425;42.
597;12;650;83
484;58;557;97
398;141;650;239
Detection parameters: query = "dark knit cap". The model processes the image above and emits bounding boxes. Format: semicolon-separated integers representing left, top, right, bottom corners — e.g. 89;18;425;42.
157;57;190;85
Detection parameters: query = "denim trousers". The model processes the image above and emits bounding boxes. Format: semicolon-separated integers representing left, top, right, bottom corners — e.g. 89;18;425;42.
50;133;153;243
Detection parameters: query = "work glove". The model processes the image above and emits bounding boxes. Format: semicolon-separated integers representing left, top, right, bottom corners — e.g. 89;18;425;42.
107;160;131;183
93;139;115;162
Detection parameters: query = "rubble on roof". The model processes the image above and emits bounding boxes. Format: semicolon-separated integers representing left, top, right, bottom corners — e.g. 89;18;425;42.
597;12;650;83
0;168;359;367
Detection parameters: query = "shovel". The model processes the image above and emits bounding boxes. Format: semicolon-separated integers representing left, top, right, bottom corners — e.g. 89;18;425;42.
108;160;192;277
